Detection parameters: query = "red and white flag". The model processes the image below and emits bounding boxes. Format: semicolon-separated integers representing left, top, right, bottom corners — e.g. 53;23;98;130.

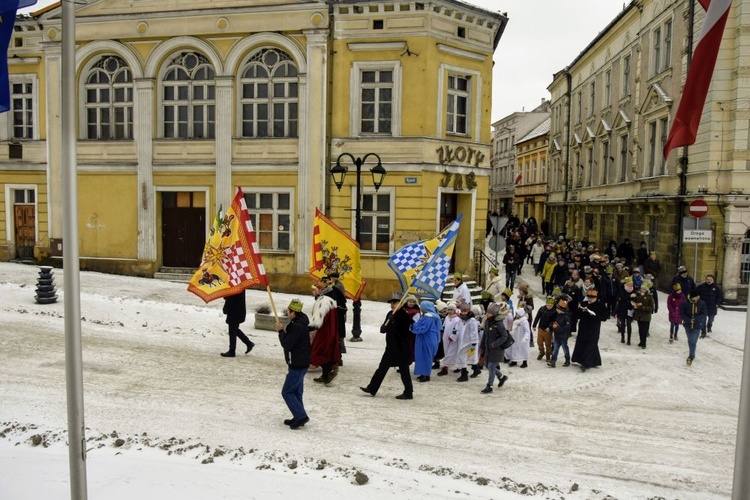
663;0;732;158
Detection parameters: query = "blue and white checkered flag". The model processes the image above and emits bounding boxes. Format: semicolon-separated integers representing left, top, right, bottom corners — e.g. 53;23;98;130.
387;215;462;298
410;215;462;299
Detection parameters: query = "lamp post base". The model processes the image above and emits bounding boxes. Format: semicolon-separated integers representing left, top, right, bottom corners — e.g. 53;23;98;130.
350;299;363;341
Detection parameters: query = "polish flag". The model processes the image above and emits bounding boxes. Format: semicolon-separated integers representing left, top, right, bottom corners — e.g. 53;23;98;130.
663;0;732;159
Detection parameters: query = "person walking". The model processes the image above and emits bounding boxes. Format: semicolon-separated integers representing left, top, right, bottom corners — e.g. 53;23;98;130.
437;302;463;376
672;266;696;296
480;302;511;394
548;296;572;368
697;274;723;337
308;283;341;385
532;296;556;362
360;294;417;399
507;304;531;368
503;245;520;290
412;301;442;382
572;289;608;371
680;290;707;366
667;283;686;343
615;276;635;345
276;299;312;429
220;289;254;357
482;267;503;310
452;273;472;305
632;284;654;349
456;301;480;382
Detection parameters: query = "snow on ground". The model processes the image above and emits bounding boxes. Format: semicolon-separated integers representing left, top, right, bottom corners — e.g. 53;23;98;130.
0;260;746;499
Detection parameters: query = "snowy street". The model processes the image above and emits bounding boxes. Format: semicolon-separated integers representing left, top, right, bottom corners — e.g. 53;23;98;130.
0;261;745;499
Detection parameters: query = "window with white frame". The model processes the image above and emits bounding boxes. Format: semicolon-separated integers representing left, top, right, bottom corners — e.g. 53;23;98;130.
162;52;215;139
619;133;628;182
360;68;393;134
532;159;537;183
601;139;610;185
447;74;470;135
659;116;669;175
622;54;631;96
14;188;35;204
359;189;392;252
604;70;611;108
84;55;133;140
243;190;292;251
541;157;547;183
240;48;298;138
663;19;673;69
586;144;594;187
653;27;662;75
588;81;595;117
648;121;658;177
11;79;34;140
577;91;582;123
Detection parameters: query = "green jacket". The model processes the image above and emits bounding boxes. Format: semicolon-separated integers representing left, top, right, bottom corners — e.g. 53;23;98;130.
633;292;654;322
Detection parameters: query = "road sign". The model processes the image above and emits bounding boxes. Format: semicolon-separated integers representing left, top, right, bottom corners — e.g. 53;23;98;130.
683;229;713;243
488;235;506;252
689;199;708;218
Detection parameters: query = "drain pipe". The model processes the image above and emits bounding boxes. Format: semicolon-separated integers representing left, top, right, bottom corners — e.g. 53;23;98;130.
562;71;572;237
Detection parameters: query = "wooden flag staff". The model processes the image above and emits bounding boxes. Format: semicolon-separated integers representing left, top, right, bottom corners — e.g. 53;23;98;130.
266;286;280;322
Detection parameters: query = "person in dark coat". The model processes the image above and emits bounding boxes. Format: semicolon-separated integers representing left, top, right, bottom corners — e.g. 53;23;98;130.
480;302;511;393
572;289;609;371
324;273;349;349
635;241;649;271
360;293;418;399
220;289;254;357
680;290;707;366
308;284;341;385
671;266;696;296
696;274;723;337
548;296;572;368
618;238;635;267
276;299;312;429
615;276;635;345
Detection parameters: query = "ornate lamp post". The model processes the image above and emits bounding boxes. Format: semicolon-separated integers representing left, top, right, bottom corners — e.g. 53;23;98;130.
330;152;387;341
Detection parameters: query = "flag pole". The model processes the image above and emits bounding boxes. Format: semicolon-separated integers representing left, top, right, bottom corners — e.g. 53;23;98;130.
732;290;750;498
62;0;89;497
266;286;279;321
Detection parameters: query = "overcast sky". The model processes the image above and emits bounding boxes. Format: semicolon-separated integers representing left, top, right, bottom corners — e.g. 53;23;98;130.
21;0;627;122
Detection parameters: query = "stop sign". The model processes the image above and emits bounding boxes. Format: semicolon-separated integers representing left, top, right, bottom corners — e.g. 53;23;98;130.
689;199;708;218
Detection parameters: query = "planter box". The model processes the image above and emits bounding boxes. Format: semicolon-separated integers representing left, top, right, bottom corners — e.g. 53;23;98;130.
254;313;290;331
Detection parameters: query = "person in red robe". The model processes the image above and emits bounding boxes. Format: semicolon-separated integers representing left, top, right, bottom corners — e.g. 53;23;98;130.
308;282;342;385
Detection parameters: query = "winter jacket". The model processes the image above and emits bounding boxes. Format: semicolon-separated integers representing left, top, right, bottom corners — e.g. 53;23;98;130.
482;315;510;364
667;291;687;323
632;291;654;322
697;282;723;315
532;305;557;330
542;258;557;283
680;298;707;331
223;290;247;325
672;274;697;296
551;308;572;341
278;312;311;369
530;243;545;266
644;257;662;278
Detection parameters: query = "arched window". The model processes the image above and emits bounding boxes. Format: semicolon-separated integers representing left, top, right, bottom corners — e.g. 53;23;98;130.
162;52;215;139
85;55;133;139
240;48;298;138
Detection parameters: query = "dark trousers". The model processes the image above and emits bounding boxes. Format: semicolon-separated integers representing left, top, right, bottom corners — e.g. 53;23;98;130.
228;323;252;354
321;362;335;378
281;367;308;420
366;357;413;396
637;320;650;347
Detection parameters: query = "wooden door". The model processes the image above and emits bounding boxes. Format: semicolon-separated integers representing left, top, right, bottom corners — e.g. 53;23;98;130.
162;207;205;268
14;205;35;260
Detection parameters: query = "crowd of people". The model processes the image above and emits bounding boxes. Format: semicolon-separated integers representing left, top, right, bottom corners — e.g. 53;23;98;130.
224;217;726;428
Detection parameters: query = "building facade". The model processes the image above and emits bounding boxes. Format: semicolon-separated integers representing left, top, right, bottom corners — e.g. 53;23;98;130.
514;117;549;224
489;99;549;217
1;0;506;300
547;0;750;303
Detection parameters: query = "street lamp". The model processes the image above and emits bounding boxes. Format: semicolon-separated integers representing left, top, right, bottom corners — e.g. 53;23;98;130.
330;152;387;342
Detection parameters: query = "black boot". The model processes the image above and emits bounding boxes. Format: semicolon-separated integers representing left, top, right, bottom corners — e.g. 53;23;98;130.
470;365;482;378
481;385;493;394
457;368;469;382
520;361;528;368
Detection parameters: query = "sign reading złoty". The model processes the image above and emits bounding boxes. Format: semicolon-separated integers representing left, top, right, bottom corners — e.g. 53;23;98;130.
682;229;713;243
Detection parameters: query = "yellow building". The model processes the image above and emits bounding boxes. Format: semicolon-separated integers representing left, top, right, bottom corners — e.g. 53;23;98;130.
1;0;506;300
513;117;549;225
547;1;750;303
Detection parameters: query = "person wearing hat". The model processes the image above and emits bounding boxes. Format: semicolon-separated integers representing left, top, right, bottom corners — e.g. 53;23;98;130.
220;289;254;358
480;302;511;393
361;293;419;399
631;267;643;288
696;274;723;337
615;276;635;345
548;297;572;368
452;273;472;306
456;300;480;381
671;265;696;296
632;284;655;349
530;238;546;276
507;303;531;368
411;301;442;382
483;267;503;310
499;287;515;316
667;283;686;342
502;245;520;291
541;253;557;295
636;241;650;273
533;296;557;362
276;299;312;429
325;271;352;343
680;290;707;366
308;283;342;385
432;300;449;369
437;302;463;376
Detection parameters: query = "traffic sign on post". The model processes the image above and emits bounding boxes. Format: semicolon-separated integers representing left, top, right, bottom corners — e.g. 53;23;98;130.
689;199;708;218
